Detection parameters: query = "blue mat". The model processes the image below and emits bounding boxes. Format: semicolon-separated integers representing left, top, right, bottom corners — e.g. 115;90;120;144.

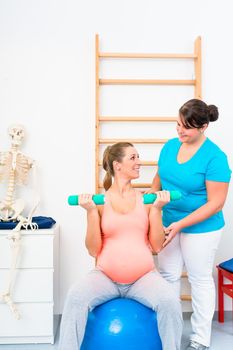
0;216;56;230
219;258;233;273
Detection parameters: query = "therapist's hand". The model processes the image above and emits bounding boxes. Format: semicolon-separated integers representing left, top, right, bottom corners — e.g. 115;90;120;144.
162;221;183;247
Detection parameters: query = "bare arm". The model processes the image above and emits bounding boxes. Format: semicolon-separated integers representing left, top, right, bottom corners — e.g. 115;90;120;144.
148;191;170;253
178;181;228;228
79;194;102;257
145;172;161;193
85;208;102;257
163;181;229;247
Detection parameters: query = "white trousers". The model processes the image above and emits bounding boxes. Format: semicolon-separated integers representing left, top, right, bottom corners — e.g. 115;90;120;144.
158;229;222;347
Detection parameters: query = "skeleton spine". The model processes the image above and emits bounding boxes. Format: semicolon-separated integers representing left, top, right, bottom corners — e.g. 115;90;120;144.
4;169;15;207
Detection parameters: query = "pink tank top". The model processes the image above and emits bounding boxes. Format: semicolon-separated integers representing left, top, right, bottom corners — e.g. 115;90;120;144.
96;191;155;283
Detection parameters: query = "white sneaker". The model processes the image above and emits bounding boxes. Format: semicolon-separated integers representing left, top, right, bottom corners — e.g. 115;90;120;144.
186;340;208;350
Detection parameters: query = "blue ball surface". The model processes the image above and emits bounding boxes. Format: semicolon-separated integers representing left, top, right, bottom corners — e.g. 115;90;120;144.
81;298;162;350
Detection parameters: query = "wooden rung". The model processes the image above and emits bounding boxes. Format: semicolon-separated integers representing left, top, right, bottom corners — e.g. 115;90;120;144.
181;272;188;278
99;52;197;59
100;79;195;85
99;160;158;166
99;183;151;189
181;295;192;301
132;183;151;188
99;138;168;144
140;161;158;166
99;116;177;122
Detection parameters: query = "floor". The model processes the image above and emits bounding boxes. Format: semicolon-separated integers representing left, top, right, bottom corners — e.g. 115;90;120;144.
181;312;233;350
0;312;232;349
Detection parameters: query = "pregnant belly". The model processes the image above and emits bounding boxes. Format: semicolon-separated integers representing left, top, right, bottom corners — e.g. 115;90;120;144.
96;242;155;283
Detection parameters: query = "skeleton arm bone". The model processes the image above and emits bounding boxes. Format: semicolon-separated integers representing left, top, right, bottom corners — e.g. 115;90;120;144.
26;160;40;222
21;160;40;230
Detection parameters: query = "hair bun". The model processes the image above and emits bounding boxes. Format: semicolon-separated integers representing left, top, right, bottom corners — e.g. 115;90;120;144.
208;104;219;122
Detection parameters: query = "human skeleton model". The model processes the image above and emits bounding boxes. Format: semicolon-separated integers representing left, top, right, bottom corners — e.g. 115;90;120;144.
0;125;39;319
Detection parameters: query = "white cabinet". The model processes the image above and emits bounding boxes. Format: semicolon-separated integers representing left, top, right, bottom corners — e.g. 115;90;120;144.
0;225;59;344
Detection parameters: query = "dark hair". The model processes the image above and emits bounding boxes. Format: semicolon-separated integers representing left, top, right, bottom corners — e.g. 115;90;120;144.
102;142;134;191
179;99;219;129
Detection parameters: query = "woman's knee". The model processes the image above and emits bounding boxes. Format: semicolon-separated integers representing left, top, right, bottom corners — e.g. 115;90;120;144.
188;271;214;286
65;283;88;306
159;269;182;283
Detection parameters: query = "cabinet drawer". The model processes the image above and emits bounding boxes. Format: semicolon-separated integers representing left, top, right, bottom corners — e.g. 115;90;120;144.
0;269;53;302
0;303;54;337
0;234;54;268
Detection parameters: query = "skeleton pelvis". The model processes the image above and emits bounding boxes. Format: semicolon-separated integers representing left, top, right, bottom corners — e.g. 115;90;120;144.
0;198;25;222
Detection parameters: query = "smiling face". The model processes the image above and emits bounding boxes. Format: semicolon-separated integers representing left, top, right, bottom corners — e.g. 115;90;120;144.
176;114;207;144
114;146;141;180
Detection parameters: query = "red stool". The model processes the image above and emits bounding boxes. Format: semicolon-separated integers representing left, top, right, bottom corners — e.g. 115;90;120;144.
217;264;233;322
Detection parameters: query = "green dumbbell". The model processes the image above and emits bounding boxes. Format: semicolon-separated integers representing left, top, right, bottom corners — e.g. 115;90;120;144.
68;191;181;206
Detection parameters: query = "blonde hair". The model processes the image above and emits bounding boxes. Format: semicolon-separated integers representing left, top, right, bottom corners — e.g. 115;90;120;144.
102;142;133;190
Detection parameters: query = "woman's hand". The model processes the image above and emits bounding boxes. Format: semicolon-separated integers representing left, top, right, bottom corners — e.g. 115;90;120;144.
78;194;97;211
152;190;170;209
162;221;183;247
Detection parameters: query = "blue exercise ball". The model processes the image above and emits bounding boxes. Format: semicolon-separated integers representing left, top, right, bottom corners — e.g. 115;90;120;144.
81;298;162;350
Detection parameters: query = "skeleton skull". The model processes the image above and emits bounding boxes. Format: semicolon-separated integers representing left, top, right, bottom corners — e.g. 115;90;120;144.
8;124;25;147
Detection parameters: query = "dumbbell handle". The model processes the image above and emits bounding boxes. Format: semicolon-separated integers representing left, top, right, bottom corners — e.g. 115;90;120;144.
68;191;181;206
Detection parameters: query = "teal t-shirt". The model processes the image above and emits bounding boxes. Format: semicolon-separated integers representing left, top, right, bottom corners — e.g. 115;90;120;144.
158;138;231;233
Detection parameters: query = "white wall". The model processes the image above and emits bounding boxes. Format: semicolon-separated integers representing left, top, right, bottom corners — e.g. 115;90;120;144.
0;0;232;312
